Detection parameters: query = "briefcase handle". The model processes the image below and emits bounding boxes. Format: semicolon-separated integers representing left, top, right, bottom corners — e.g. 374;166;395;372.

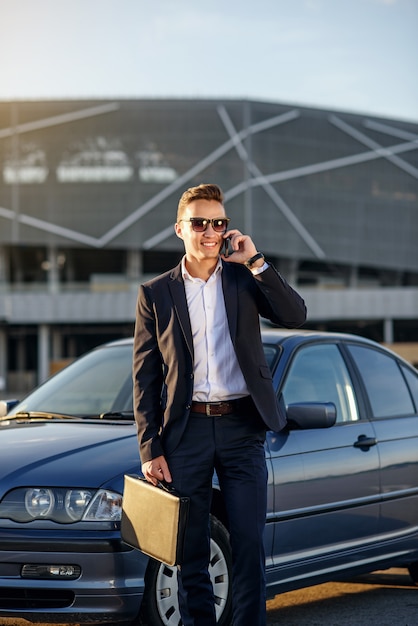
138;476;181;497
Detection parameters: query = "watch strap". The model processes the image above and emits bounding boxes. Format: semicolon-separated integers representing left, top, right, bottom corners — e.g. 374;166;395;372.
245;252;265;268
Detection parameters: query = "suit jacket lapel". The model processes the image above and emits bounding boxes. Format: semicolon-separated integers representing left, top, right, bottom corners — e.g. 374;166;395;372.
221;262;238;343
168;264;194;357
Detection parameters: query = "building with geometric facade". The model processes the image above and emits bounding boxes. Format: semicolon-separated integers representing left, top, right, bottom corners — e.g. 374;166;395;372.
0;98;417;393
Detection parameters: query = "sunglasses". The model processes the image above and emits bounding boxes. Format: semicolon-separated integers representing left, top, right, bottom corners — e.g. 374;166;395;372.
179;217;230;233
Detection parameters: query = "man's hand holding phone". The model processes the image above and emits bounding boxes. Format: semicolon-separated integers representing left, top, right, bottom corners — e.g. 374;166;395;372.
221;229;261;267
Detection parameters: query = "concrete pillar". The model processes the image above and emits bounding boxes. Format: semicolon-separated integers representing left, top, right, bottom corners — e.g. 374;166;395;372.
127;249;142;280
0;329;6;392
38;324;50;384
384;318;394;344
46;246;60;293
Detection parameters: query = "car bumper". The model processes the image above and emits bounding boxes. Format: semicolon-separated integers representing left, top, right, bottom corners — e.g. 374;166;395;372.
0;531;148;623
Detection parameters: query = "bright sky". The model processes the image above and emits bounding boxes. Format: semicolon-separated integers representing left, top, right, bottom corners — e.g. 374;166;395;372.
1;0;417;122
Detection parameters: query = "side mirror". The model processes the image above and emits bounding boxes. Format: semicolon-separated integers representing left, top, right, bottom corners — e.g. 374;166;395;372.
286;402;337;430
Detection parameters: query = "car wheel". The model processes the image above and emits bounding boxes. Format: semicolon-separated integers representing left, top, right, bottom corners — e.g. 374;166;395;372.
140;515;232;625
408;562;418;585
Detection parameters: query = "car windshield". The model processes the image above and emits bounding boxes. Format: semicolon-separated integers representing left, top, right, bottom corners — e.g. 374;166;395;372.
8;340;281;419
10;344;133;418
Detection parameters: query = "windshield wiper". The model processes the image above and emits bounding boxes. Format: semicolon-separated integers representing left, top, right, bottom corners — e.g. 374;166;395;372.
98;411;134;420
2;411;80;421
0;410;135;423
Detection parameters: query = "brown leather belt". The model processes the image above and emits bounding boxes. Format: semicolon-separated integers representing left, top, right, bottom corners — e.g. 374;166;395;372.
190;397;251;417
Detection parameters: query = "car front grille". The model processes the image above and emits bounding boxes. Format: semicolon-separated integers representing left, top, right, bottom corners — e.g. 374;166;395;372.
0;587;74;609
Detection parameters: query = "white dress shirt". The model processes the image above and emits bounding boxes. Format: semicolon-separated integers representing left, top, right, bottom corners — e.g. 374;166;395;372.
182;257;250;402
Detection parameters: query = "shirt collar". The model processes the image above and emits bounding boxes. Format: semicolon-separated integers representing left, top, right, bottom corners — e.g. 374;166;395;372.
181;256;223;282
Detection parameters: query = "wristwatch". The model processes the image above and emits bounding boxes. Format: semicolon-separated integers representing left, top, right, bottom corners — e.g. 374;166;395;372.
244;252;265;268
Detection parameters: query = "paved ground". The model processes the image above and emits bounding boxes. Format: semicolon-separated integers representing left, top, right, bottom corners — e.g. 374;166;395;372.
266;568;418;626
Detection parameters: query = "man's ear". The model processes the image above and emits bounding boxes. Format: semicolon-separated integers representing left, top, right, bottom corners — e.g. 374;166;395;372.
174;223;183;240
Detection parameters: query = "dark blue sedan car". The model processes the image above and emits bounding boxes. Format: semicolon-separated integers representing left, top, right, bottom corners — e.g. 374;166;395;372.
0;329;417;625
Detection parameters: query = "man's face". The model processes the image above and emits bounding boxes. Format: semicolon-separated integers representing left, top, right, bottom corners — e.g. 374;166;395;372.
175;199;227;262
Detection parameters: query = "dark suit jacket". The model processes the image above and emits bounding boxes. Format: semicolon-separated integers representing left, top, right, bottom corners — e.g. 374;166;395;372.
133;260;306;463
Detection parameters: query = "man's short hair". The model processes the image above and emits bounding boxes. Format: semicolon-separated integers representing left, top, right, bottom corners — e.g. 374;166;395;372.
177;184;224;221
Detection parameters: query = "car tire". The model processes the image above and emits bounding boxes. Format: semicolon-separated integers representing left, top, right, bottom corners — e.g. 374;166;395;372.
140;515;232;625
408;562;418;585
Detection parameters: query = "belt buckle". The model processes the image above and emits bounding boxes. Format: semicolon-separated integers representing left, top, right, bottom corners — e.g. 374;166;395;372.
206;402;223;417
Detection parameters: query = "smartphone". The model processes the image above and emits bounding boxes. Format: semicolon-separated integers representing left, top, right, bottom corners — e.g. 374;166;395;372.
221;236;233;258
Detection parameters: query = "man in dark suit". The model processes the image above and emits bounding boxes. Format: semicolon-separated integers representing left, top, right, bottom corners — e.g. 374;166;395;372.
133;183;306;625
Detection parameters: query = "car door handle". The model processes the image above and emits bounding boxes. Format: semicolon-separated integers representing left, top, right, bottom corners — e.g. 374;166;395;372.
353;435;377;449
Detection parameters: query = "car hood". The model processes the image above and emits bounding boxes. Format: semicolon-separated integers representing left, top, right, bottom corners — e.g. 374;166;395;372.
0;420;141;496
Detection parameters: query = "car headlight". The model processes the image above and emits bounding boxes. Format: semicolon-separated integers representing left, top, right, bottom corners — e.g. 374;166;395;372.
83;490;123;521
65;489;94;521
25;488;55;518
0;487;122;523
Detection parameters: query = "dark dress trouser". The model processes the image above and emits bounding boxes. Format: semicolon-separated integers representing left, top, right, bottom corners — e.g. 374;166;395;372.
167;406;268;626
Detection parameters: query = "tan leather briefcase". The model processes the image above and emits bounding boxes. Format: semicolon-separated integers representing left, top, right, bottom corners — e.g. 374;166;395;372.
121;474;190;566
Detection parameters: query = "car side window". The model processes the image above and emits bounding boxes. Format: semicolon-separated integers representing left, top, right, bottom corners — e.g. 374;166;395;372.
281;344;359;423
263;345;280;370
347;345;415;418
401;364;418;412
